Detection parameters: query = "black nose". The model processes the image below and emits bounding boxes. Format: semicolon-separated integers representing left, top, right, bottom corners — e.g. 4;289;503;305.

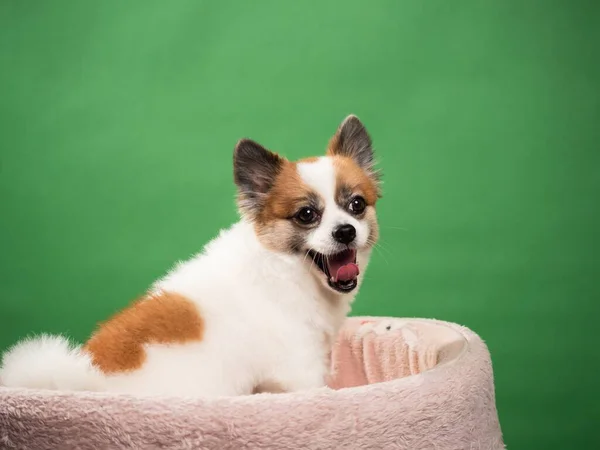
333;224;356;244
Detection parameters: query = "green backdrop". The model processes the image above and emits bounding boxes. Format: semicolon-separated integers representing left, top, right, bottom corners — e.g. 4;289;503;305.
1;1;598;448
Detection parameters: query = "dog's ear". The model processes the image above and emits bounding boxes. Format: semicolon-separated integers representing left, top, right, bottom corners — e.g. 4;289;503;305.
233;139;285;215
327;115;374;171
328;115;381;196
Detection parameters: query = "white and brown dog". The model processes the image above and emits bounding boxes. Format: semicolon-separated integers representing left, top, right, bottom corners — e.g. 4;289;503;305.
0;115;381;397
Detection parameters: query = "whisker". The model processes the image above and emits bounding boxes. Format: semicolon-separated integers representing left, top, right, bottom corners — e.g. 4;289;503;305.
381;226;408;231
302;250;310;265
309;254;317;274
372;239;393;256
366;236;393;264
371;243;390;265
302;249;316;276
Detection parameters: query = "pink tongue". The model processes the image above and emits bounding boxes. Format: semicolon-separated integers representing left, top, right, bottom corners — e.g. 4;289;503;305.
335;263;359;282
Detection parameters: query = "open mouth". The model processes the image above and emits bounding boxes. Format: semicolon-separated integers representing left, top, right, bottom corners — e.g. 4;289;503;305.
308;249;360;293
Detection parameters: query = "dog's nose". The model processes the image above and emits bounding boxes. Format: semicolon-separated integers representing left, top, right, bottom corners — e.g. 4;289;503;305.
333;224;356;244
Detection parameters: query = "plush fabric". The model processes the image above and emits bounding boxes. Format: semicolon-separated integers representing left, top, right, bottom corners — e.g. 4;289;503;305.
0;317;505;449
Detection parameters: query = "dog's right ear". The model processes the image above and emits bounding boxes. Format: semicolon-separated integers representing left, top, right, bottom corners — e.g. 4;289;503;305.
233;139;284;215
328;115;381;197
327;115;374;171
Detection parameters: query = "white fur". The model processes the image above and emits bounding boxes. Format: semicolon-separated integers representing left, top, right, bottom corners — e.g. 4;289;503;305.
0;334;105;391
0;158;374;397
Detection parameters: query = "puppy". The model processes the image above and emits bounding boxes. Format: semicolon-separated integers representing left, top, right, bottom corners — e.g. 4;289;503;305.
0;115;381;397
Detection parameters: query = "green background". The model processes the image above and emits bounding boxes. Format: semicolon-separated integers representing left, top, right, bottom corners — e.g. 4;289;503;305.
1;1;598;448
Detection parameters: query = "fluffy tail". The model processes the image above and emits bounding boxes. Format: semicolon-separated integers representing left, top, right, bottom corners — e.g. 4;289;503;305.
0;334;105;391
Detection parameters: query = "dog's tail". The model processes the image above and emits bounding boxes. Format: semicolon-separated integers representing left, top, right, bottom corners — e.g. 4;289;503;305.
0;334;105;391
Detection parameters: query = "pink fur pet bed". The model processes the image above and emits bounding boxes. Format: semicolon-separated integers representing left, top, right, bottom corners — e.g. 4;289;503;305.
0;317;504;449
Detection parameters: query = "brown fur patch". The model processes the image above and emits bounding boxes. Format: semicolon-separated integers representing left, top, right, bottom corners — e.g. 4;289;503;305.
327;132;344;159
332;156;379;206
260;161;318;222
84;292;204;374
298;156;320;164
253;160;322;252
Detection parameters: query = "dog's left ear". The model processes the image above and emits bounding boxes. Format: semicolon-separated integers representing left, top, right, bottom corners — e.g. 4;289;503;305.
233;139;285;217
327;115;375;172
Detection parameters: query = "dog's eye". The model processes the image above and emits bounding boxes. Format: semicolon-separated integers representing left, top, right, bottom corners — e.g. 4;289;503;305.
295;207;318;225
349;196;367;215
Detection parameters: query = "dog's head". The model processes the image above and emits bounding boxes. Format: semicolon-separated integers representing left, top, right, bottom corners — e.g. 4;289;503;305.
233;115;381;294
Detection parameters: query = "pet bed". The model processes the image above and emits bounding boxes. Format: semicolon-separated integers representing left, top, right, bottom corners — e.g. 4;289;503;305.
0;317;505;449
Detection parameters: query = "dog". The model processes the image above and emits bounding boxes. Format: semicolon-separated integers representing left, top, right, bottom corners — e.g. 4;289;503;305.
0;115;381;397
